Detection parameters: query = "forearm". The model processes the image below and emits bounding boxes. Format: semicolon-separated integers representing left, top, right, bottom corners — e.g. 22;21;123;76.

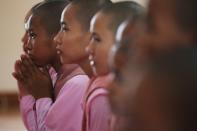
20;95;38;131
35;98;53;131
20;96;53;131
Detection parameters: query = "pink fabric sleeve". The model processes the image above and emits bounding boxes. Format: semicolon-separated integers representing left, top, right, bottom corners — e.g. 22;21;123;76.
20;95;53;131
43;75;89;131
35;98;53;131
88;95;111;131
20;95;37;131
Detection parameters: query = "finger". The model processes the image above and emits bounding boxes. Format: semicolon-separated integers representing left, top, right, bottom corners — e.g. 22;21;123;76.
12;72;24;82
19;60;30;78
13;72;29;97
26;55;38;73
26;55;37;68
14;60;25;79
21;54;34;75
21;54;29;67
12;72;28;86
42;66;50;76
14;60;21;72
12;72;20;80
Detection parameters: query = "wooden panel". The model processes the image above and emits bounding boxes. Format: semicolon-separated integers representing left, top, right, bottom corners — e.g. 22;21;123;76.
0;92;19;112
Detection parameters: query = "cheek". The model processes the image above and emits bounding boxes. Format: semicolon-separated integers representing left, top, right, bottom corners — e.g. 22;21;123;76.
61;36;77;54
34;48;49;59
31;43;41;54
61;33;75;49
61;40;88;63
33;42;51;56
95;45;109;64
62;33;82;51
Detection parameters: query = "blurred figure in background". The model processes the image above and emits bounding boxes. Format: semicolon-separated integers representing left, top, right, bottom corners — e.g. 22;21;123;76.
121;47;197;131
108;14;144;131
109;0;197;130
133;0;197;62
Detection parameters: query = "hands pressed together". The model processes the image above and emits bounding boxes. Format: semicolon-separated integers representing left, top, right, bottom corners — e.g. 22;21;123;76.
12;54;54;100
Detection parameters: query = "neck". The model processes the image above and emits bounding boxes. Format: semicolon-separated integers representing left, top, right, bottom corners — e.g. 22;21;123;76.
79;58;93;78
51;57;62;72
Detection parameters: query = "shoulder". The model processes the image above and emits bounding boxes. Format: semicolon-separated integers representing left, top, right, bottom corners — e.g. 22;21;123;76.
67;75;90;84
87;88;109;108
62;74;90;90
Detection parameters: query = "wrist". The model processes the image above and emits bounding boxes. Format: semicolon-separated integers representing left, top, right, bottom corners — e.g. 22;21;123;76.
34;90;54;101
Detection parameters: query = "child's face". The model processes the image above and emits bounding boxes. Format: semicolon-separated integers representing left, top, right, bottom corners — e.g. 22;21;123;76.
87;12;115;76
55;4;90;64
26;15;57;67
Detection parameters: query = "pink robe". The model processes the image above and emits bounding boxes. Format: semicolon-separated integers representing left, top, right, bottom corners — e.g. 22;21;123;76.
82;74;113;131
19;66;89;131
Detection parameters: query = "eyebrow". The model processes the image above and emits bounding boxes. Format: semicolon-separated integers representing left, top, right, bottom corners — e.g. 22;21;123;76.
92;32;100;38
27;28;34;34
91;32;102;43
61;21;69;28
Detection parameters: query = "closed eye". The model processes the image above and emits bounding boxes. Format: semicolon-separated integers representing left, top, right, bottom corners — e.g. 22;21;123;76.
61;22;70;32
90;33;101;43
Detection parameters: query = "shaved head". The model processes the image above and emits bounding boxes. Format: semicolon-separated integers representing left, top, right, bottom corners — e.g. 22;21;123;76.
69;0;112;31
32;0;69;36
99;1;145;34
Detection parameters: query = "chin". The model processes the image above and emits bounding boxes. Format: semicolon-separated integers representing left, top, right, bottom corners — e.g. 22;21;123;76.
61;57;74;64
35;63;45;68
33;61;46;68
60;57;66;64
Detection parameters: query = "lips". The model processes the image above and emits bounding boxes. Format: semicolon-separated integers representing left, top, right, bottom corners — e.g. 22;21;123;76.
27;53;35;62
27;54;38;65
28;54;43;67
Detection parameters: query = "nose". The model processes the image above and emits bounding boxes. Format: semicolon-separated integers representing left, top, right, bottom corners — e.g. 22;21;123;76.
21;32;27;43
26;37;33;52
86;40;95;55
21;32;28;53
54;31;62;45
